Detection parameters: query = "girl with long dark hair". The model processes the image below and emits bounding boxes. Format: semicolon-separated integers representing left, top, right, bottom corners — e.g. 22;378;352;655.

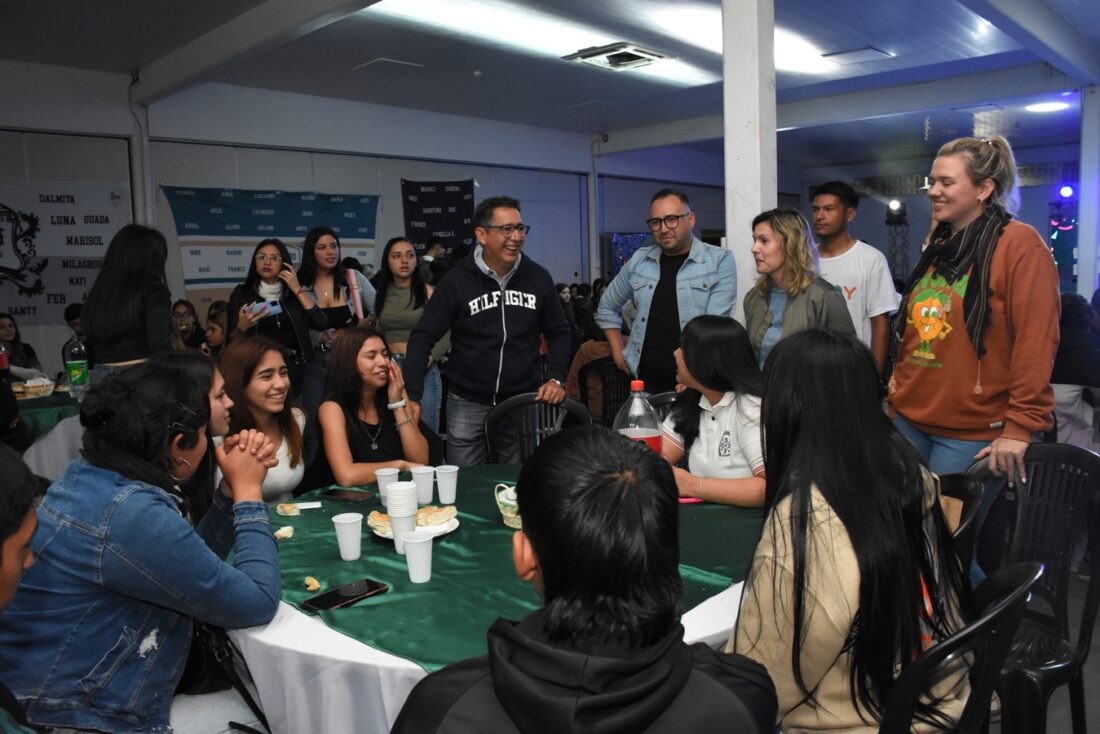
83;224;174;383
297;226;377;462
219;336;306;504
306;326;430;489
733;330;971;732
661;315;765;506
374;236;448;433
0;357;280;732
227;238;325;397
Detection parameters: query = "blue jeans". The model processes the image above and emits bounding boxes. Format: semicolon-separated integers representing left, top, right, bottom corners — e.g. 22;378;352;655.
894;412;996;585
446;392;519;466
89;362;138;387
394;355;441;434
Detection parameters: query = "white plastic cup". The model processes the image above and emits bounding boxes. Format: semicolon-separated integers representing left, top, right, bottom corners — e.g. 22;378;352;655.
411;466;435;504
402;531;434;582
435;465;459;505
392;514;417;554
331;512;364;561
375;467;400;502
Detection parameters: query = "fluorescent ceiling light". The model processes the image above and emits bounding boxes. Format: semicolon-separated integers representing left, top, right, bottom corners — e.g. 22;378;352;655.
1025;101;1070;112
774;28;836;74
647;6;722;55
367;0;718;86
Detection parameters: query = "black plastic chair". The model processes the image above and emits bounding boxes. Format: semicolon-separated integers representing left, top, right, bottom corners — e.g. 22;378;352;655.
939;473;984;571
879;562;1044;734
483;393;592;463
577;356;630;427
648;391;677;423
976;443;1100;734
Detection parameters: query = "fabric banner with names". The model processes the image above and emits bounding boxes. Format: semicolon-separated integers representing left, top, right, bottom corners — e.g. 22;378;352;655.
0;181;131;326
400;179;475;255
161;186;380;311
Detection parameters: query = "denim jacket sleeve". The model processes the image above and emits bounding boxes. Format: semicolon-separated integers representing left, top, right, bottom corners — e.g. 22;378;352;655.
705;248;738;317
99;485;281;629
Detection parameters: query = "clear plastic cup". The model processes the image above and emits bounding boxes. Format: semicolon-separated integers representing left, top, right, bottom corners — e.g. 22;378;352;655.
331;512;363;561
435;465;459;504
402;531;434;582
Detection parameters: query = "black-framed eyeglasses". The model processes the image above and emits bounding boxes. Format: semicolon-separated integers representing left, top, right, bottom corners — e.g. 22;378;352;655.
255;254;283;263
483;223;531;237
646;213;690;231
172;312;193;321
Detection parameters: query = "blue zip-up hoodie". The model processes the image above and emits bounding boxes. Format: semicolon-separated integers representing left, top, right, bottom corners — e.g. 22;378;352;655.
405;253;571;405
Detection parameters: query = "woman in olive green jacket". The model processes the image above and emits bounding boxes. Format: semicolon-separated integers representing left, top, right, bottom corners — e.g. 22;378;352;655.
743;207;855;367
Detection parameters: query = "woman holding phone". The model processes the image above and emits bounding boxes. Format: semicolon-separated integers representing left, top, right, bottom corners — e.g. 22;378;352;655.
227;238;326;397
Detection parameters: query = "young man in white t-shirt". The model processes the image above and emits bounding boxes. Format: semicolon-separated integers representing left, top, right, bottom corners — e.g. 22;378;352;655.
811;181;899;374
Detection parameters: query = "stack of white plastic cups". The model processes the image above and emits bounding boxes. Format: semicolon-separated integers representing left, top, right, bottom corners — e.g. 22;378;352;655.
386;481;418;554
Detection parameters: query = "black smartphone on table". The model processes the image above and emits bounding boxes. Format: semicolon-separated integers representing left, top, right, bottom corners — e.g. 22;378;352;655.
319;488;374;503
302;577;389;612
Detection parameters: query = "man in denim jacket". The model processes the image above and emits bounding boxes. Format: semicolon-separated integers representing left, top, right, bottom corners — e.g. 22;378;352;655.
596;189;737;392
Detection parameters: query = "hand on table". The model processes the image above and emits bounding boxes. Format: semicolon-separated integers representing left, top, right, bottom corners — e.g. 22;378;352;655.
673;466;699;498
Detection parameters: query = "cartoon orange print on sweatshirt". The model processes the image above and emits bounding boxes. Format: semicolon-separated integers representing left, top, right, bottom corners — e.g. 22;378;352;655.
906;272;968;362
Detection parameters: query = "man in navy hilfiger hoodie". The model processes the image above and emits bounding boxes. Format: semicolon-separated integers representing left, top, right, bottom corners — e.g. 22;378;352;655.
404;196;572;465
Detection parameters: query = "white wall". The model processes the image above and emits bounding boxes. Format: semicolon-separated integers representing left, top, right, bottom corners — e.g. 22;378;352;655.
0;130;131;377
150;141;589;290
147;83;594;173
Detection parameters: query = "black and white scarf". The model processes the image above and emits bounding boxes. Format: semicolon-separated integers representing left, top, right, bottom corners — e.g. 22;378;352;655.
890;205;1011;361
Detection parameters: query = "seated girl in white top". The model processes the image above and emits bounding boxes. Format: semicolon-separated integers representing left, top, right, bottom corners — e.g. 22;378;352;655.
218;336;306;504
661;315;765;506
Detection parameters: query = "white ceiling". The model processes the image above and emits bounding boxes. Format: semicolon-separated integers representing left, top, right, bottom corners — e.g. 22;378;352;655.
0;0;1095;169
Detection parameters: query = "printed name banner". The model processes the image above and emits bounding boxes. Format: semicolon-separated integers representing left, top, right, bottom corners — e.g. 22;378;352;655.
0;181;131;325
162;186;380;310
400;179;475;255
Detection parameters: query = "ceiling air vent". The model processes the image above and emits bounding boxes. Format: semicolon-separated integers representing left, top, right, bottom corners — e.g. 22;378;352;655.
562;43;672;72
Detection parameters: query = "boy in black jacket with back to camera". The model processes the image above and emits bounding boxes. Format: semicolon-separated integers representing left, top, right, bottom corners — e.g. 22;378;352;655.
392;427;777;734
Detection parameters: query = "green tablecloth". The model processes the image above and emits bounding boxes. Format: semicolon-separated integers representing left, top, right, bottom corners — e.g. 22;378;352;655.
19;392;81;440
272;465;763;672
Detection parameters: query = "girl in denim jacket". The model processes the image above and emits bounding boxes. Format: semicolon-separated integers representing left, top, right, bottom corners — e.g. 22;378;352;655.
0;358;281;733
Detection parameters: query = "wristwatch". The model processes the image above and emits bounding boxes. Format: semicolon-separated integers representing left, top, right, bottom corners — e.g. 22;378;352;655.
547;378;564;388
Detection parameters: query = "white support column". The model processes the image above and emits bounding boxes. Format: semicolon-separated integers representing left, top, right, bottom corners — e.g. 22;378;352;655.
586;150;602;282
128;105;153;225
722;0;777;324
1078;85;1100;297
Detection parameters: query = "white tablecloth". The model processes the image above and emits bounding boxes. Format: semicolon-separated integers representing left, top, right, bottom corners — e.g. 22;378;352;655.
230;583;743;734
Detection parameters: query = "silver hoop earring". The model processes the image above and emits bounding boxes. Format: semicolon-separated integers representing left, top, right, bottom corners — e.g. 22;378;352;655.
170;456;193;482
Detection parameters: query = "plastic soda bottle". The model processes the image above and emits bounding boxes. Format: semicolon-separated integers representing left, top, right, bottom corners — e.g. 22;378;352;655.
64;338;89;402
612;379;662;452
